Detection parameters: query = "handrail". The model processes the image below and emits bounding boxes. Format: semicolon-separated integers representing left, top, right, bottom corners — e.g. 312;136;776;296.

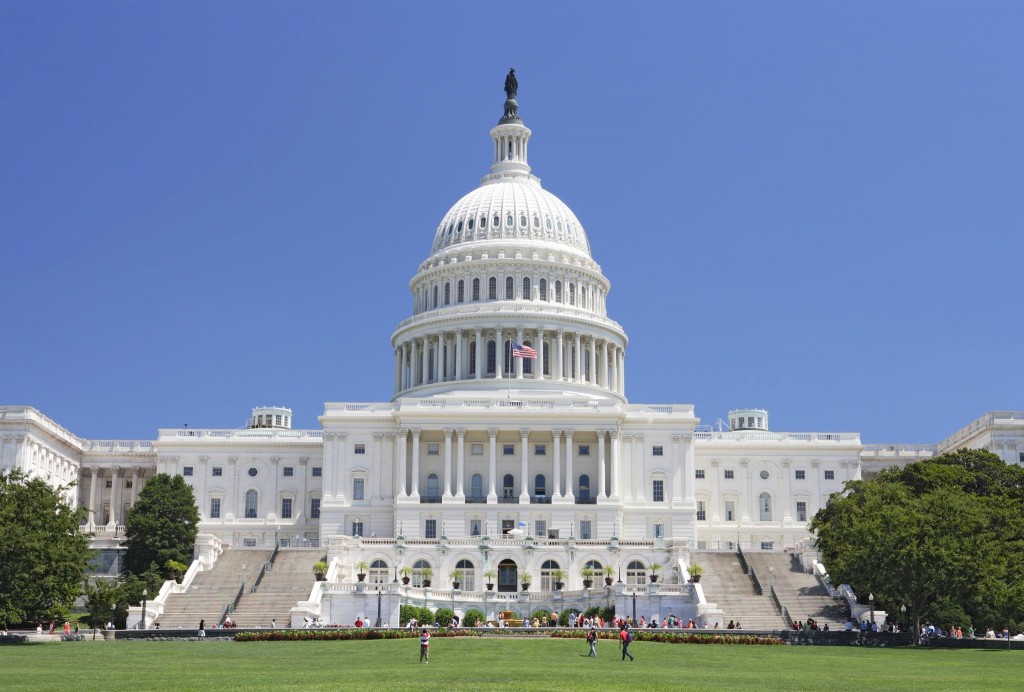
736;545;749;574
748;566;763;596
220;581;245;624
770;584;794;627
251;560;270;593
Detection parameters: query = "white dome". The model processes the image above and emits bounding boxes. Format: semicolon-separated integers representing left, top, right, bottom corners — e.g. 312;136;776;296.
430;178;592;258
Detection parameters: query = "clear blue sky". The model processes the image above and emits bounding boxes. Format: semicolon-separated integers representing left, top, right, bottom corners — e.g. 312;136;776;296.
2;2;1021;443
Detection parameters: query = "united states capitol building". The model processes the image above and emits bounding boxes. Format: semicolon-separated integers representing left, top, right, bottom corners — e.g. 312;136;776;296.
3;75;1022;628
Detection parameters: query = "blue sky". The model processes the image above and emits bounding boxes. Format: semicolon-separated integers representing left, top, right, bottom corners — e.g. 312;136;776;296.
2;2;1021;443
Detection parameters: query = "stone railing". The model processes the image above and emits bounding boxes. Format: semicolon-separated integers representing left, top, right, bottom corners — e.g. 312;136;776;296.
938;411;1024;450
158;428;323;441
695;431;859;444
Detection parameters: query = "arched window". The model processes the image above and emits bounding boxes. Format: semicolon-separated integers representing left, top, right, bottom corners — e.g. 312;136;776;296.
469;345;476;376
539;279;547;301
369;559;388;585
426;473;439;499
520;214;527;228
569;283;576;306
470;473;483;500
523;340;534;375
584;349;591;382
444;282;451;305
488;277;497;300
522;277;531;300
493;214;500;228
244;490;258;519
502;473;515;498
428;348;435;382
555;281;563;303
503;339;513;376
457;280;465;303
472;278;480;301
486;340;496;375
506;214;514;227
480;216;486;229
584;559;603;572
505;276;514;300
626;560;646;585
534;473;547;498
578;474;590;501
413;559;431;587
456;558;476;591
541;559;561;591
580;287;587;310
497;558;518;592
432;286;438;308
759;492;772;521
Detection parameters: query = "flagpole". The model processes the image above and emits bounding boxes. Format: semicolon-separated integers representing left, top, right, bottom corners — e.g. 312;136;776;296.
507;340;512;399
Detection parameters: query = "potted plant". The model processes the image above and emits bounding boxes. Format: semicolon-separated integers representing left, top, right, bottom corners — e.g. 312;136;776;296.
483;570;496;591
520;572;533;591
313;560;329;581
551;568;567;590
164;559;189;584
420;566;433;588
689;563;703;583
355;560;369;582
399;565;413;585
649;563;662;583
449;569;463;590
581;566;594;588
603;565;615;586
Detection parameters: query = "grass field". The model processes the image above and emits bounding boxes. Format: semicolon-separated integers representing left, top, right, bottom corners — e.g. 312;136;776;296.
2;638;1022;691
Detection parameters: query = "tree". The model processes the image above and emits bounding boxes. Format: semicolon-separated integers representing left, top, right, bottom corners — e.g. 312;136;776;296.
811;449;1024;634
122;473;199;579
0;470;92;626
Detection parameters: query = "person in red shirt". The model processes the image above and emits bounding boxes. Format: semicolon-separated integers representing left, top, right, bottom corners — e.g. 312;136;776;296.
619;624;634;661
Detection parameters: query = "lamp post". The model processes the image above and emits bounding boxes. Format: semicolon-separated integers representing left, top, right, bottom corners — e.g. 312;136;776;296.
111;602;117;630
376;586;383;628
868;593;874;631
900;604;906;632
631;590;637;624
141;588;148;630
769;566;774;588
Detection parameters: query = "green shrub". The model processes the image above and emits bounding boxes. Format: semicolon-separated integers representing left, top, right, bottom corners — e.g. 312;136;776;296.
399;605;418;626
558;610;571;626
599;606;615;622
530;609;549;624
434;608;455;628
418;607;435;626
462;609;485;627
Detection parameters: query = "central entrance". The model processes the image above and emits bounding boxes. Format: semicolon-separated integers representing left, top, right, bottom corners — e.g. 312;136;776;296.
497;558;518;592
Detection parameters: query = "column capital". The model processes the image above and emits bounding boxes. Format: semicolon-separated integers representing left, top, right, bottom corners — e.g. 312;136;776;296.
270;457;281;465
488;428;498;439
197;457;208;464
710;459;720;468
456;429;466;439
552;429;563;439
519;428;530;439
609;430;619;440
443;428;454;437
782;459;792;468
323;433;336;441
564;429;574;440
373;433;385;441
740;459;749;468
412;429;422;439
299;457;310;464
810;459;820;468
228;457;238;464
398;428;410;439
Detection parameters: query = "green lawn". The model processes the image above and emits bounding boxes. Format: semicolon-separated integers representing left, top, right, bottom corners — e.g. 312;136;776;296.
2;638;1022;691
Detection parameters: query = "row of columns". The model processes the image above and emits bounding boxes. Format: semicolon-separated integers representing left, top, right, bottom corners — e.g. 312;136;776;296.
393;428;625;503
394;328;625;395
84;466;147;527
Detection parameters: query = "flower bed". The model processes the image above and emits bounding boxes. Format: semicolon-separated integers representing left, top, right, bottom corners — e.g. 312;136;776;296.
236;628;784;645
549;630;785;646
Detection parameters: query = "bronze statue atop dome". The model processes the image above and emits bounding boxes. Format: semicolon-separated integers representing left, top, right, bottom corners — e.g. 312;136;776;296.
504;68;518;100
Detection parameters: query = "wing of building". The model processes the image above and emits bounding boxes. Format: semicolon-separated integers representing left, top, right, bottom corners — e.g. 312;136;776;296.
3;75;1021;627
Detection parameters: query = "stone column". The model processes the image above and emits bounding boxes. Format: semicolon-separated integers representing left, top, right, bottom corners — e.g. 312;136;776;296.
109;468;123;527
130;467;140;506
600;340;608;388
536;328;545;379
494;327;503;380
519;429;530;503
609;345;618;394
455;330;463;381
633;435;645;502
374;434;385;500
88;467;100;527
394;347;401;393
588;337;597;384
683;434;696;504
397;429;409;499
609;431;620;500
710;459;721;521
455;429;466;501
442;429;454;501
670;436;683;505
782;460;792;523
574;334;582;383
555;330;564;381
618;349;625;394
552;430;562;498
410;429;421;500
474;329;483;380
420;337;429;386
810;460;821;516
597;431;607;499
410;338;419;387
433;334;441;382
741;460;751;522
563;430;575;501
487;429;498;503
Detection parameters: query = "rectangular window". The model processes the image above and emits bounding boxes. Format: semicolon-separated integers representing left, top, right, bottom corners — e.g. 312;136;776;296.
535;520;547;538
652;479;665;502
796;501;807;522
470;519;482;537
354;443;366;455
578;444;590;456
795;469;805;480
471;443;483;456
275;414;282;426
695;469;705;479
725;500;736;522
696;500;706;521
352;521;363;537
427;443;439;456
183;466;194;477
209;498;221;519
824;470;835;480
503;443;515;456
312;466;323;477
425;519;437;539
281;498;293;519
652;445;663;456
212;467;223;477
352;478;365;500
761;541;774;550
243;538;257;548
579;520;592;540
724;469;734;479
310;498;321;519
106;480;112;488
283;466;294;477
697;540;708;550
654;523;664;538
534;444;546;455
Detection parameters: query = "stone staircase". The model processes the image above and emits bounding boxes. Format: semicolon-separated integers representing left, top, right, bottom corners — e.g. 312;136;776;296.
743;552;849;630
694;551;786;630
229;549;324;628
155;549;272;629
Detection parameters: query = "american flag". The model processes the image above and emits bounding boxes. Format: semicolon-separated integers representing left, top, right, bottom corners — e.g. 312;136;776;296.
511;342;537;359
